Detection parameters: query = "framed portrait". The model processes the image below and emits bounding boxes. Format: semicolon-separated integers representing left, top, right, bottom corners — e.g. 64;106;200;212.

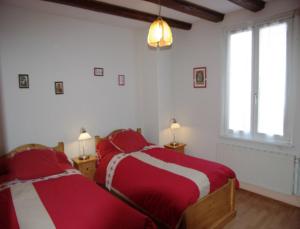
193;67;207;88
94;67;104;76
18;74;29;88
118;74;125;86
55;81;64;95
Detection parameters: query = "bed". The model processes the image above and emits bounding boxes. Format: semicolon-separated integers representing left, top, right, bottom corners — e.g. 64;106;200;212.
0;142;156;229
95;129;237;229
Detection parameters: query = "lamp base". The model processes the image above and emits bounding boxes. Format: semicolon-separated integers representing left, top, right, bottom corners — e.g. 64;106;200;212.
170;141;179;147
79;155;90;160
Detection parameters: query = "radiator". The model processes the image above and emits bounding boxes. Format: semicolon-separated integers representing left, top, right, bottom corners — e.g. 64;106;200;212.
216;143;298;195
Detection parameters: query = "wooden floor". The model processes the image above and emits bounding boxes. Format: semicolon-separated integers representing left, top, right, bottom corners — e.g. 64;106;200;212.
224;189;300;229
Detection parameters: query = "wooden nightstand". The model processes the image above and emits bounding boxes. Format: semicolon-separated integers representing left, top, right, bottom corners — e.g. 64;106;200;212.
164;143;186;154
72;155;97;181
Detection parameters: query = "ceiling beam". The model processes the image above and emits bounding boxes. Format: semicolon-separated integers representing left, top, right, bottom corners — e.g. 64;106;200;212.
228;0;265;12
43;0;192;30
143;0;224;22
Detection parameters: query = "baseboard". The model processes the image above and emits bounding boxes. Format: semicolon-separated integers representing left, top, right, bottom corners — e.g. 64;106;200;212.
240;182;300;208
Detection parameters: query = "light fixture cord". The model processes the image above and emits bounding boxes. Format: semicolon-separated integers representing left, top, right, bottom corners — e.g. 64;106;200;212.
158;0;161;17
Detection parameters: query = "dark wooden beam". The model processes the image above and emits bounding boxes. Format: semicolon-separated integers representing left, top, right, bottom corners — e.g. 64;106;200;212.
43;0;192;30
228;0;265;12
143;0;224;22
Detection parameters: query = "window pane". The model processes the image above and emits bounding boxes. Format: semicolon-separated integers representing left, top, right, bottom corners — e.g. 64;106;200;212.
257;23;287;136
228;30;252;133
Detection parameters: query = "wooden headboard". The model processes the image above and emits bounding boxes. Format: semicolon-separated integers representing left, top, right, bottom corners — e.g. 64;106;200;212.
95;128;141;147
7;142;64;158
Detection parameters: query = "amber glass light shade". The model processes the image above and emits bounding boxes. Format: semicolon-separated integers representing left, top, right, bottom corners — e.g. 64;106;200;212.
147;17;173;48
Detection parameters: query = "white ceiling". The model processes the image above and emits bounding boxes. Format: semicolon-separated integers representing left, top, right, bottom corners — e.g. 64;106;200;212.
2;0;269;29
98;0;242;23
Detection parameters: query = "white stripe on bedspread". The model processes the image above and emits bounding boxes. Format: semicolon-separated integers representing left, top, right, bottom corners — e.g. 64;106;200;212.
0;169;80;192
106;151;210;199
130;152;210;198
11;183;55;229
106;153;129;190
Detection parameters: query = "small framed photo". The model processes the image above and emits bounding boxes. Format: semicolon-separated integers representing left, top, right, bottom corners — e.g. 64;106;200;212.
18;74;29;88
193;67;207;88
55;81;64;95
94;67;104;76
118;74;125;86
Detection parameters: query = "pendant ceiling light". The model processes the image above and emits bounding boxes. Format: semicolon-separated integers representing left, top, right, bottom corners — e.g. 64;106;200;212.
147;1;173;48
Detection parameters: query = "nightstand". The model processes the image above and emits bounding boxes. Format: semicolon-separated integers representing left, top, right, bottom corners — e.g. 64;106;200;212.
72;155;97;181
164;143;186;154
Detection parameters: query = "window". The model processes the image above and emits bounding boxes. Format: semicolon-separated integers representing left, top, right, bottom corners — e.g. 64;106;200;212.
228;30;252;133
257;23;287;136
224;17;294;145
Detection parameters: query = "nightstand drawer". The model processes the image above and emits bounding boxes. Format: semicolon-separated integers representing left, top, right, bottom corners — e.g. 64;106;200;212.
80;162;96;175
164;143;186;154
172;146;185;153
72;155;97;181
81;169;96;180
79;161;95;171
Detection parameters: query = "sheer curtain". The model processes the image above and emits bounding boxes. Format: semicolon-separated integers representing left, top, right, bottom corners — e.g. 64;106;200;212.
227;30;252;133
224;13;294;144
257;22;287;136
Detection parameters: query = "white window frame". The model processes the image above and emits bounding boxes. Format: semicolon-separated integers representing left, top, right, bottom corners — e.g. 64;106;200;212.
222;13;296;147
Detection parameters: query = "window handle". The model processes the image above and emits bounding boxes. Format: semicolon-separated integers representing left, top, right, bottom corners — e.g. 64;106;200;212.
254;93;258;105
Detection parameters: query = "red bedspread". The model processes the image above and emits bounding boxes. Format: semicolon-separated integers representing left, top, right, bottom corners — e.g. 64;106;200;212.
0;173;156;229
95;147;237;228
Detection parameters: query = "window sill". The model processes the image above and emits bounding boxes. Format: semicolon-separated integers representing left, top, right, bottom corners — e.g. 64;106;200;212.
220;133;294;149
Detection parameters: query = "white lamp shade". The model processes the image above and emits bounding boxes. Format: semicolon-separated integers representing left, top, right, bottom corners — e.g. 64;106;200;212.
147;17;173;48
170;122;180;129
170;118;181;129
78;130;92;141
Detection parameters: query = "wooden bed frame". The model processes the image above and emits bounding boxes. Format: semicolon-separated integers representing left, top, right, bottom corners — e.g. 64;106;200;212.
95;128;236;229
6;142;64;157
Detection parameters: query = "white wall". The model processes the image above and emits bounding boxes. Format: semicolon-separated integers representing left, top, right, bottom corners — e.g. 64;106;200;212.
171;20;222;161
170;0;300;194
135;30;174;145
0;57;6;155
0;3;140;158
135;30;160;144
157;47;173;145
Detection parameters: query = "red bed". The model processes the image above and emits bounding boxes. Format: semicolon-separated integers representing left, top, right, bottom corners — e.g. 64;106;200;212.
0;143;156;229
95;129;238;229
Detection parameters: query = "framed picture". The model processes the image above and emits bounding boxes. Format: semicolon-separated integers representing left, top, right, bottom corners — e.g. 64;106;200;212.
193;67;207;88
94;67;104;76
55;81;64;95
118;74;125;86
18;74;29;88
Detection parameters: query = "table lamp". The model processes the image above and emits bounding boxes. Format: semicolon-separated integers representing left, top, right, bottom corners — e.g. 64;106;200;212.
78;128;92;160
170;118;180;146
